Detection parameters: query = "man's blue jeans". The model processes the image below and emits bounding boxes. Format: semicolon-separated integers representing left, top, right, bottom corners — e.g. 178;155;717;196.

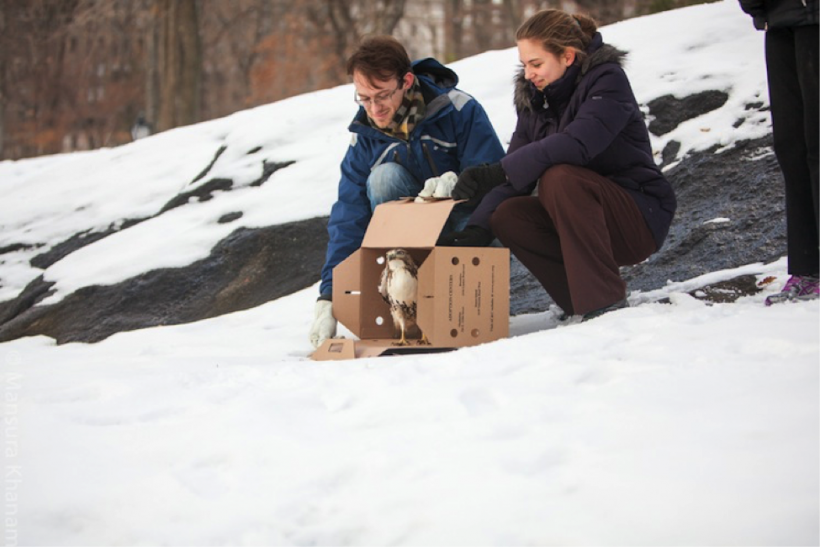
366;163;472;234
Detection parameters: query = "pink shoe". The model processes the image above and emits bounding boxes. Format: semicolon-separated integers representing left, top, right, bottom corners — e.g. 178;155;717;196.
765;275;802;306
765;275;820;306
796;276;820;300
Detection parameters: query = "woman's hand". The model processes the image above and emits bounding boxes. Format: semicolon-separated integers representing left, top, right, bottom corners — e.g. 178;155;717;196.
452;163;508;206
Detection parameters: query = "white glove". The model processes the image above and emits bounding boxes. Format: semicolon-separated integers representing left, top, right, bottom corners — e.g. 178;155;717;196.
415;177;439;202
309;300;337;348
432;171;458;198
415;171;459;202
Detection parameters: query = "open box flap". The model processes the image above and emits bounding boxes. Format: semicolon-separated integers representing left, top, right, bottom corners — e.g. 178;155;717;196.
332;249;362;337
311;338;457;361
362;199;457;249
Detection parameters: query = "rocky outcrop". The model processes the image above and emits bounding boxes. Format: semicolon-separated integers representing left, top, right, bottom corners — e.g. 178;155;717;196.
0;90;787;343
0;218;328;344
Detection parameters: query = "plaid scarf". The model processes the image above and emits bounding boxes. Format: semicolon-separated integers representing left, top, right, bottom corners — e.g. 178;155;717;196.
371;77;426;141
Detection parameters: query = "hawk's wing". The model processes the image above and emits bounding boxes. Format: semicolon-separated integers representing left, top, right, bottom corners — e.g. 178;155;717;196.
378;265;390;304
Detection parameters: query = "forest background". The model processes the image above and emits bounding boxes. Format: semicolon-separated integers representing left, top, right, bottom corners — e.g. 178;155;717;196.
0;0;713;161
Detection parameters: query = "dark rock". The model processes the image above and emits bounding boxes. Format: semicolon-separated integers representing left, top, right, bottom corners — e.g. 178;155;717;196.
688;274;762;303
0;217;329;344
0;243;39;255
647;90;730;135
191;145;227;185
30;218;146;269
0;275;55;326
623;135;785;291
250;160;295;187
218;212;243;224
661;140;681;167
159;178;234;213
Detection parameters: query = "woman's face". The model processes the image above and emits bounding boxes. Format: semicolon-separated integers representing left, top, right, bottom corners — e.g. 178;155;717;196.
517;38;576;91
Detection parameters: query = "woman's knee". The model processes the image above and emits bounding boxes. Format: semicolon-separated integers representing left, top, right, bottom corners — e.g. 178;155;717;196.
490;197;537;241
538;165;591;208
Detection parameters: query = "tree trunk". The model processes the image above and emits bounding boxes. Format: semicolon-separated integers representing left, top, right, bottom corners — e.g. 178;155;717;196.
156;0;201;131
444;0;463;63
0;0;6;159
146;3;160;129
176;0;200;126
503;0;524;35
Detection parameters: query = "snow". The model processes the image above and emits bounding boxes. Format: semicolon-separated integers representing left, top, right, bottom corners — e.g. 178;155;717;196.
1;1;817;545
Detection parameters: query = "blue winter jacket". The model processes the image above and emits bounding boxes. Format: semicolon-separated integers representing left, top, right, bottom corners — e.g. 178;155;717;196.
319;58;505;298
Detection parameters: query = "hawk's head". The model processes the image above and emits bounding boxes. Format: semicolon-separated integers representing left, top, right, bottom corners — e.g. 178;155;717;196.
384;248;417;272
386;248;410;262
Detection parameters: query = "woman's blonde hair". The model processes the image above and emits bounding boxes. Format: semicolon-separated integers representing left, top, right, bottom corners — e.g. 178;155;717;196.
516;9;598;64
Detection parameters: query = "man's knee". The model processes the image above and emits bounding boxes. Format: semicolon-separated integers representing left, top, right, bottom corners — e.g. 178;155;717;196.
367;163;416;205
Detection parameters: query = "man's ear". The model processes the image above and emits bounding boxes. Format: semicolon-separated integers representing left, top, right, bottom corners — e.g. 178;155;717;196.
402;71;415;89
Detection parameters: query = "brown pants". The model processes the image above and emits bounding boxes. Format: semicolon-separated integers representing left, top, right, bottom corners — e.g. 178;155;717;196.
491;165;656;316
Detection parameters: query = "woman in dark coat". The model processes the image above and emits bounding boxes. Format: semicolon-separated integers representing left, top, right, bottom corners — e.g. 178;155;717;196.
439;9;677;319
738;0;818;305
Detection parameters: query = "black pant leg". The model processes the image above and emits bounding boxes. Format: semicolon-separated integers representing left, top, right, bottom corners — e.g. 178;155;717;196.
765;26;820;275
796;25;819;254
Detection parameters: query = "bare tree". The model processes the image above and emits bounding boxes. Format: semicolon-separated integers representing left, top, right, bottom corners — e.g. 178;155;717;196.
156;0;201;131
199;0;290;118
443;0;463;62
0;0;6;158
0;0;79;158
502;0;524;25
574;0;627;23
303;0;408;82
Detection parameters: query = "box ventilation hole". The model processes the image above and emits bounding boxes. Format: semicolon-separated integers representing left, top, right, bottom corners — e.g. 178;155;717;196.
375;316;384;326
471;328;480;338
450;329;458;338
451;257;460;266
472;257;480;266
376;256;385;265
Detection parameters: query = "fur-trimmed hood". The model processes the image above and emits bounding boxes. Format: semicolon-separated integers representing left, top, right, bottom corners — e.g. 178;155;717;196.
514;34;628;112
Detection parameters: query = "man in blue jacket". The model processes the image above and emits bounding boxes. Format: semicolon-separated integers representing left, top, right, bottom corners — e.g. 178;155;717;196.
309;35;505;348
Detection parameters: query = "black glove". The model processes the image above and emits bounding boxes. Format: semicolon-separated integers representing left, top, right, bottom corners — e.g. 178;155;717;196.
452;163;507;207
437;225;494;247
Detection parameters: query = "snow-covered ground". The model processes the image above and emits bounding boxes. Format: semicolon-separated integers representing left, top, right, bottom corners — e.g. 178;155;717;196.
1;1;817;545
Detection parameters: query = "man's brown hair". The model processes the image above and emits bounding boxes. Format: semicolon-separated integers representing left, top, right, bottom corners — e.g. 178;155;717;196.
346;35;412;86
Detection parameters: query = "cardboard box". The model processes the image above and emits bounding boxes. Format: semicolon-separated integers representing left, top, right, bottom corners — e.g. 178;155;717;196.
312;199;510;360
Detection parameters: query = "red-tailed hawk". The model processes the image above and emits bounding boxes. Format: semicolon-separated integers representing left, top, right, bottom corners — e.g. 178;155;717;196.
378;248;428;346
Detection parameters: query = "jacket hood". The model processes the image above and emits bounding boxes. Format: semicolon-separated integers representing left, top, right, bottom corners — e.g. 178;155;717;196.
413;58;459;90
513;33;627;112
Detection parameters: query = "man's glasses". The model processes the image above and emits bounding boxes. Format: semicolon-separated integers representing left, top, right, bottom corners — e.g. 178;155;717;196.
354;82;403;108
